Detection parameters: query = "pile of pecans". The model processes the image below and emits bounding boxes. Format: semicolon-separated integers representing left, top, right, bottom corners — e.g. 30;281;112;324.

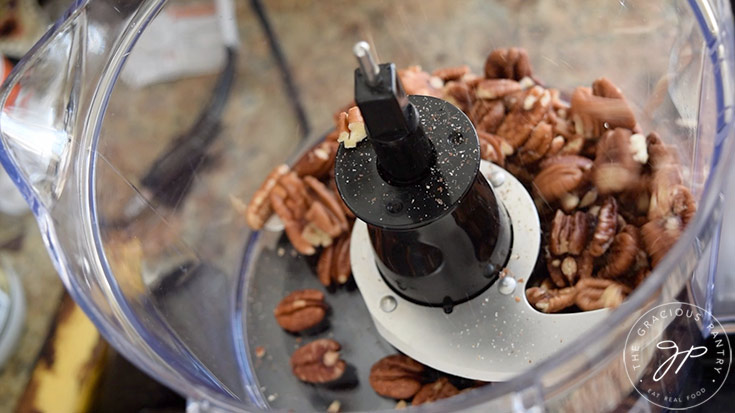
368;354;487;407
243;47;697;406
432;48;695;314
244;135;355;287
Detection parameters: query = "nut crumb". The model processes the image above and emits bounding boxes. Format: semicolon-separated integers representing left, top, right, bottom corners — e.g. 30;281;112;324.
514;296;521;303
327;400;341;413
395;400;408;410
255;346;266;359
267;393;278;402
630;133;648;163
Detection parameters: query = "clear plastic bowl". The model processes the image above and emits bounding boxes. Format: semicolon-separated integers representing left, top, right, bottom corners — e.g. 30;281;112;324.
0;0;734;411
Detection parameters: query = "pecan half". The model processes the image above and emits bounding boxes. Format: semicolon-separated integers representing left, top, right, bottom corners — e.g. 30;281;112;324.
593;128;642;195
476;79;522;100
648;171;695;225
291;339;346;383
518;121;552;164
293;140;338;179
332;234;351;285
317;243;335;287
432;65;470;82
598;226;640;279
575;279;630;311
570;86;636;138
577;251;594;279
412;377;460;406
592;77;625;99
533;162;586;202
484;47;533;80
549;210;590;256
641;216;683;266
245;164;290;229
647;132;678;170
539;154;593;171
470;100;505;133
588;197;618;257
304;176;348;233
305;201;343;238
443;81;475;113
274;289;327;332
270;185;316;255
532;285;577;313
369;354;425;399
318;234;351;287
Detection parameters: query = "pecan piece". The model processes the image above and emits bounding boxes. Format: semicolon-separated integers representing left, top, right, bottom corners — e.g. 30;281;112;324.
343;106;367;148
588;197;618;257
432;65;470;82
245;164;289;229
477;130;507;165
533;162;586;202
547;257;567;287
274;289;327;332
476;79;522;100
593;128;642;195
484;47;533;80
412;377;460;406
561;256;579;284
336;111;349;142
496;86;550;148
549;210;589;256
291;339;346;383
369;354;425;399
399;66;442;97
641;216;683;266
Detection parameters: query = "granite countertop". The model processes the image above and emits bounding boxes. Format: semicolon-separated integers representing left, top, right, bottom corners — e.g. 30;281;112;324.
0;213;64;410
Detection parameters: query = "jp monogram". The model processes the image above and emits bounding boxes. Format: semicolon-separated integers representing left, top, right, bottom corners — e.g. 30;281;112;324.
624;303;731;410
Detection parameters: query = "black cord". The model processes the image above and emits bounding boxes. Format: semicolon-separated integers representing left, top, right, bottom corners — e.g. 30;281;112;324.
249;0;311;136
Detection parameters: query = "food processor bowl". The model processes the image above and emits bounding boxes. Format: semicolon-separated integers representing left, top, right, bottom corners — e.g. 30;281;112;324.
0;0;734;412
